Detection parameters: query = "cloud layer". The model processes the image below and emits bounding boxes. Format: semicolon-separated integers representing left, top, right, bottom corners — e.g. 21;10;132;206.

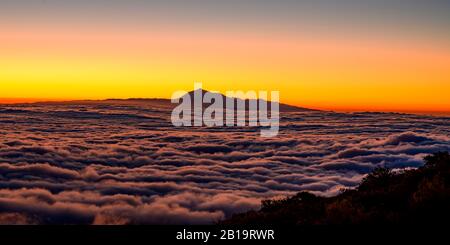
0;102;449;224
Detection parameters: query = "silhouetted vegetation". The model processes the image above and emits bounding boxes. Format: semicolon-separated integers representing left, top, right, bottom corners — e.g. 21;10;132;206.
223;152;450;224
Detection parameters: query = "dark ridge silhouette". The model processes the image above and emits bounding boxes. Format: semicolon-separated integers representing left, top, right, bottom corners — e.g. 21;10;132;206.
222;152;450;225
179;89;316;112
28;89;316;113
173;89;315;126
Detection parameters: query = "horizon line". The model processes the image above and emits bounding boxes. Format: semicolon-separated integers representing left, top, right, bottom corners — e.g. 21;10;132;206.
1;97;449;116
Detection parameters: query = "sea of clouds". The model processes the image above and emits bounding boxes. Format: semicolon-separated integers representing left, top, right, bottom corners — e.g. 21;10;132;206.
0;101;449;224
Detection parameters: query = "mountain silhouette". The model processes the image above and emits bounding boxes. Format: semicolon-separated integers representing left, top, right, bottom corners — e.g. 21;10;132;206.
177;89;316;112
29;89;317;112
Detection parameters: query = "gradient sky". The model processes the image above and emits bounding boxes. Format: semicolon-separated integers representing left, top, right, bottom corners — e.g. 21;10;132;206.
1;0;449;112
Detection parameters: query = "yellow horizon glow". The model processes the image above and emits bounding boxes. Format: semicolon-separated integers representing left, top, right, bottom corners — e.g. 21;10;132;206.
1;24;449;112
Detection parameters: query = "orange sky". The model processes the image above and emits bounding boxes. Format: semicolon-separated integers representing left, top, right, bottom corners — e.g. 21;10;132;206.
1;1;450;113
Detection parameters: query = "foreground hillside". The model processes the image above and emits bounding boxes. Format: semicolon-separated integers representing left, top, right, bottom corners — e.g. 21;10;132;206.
224;152;450;224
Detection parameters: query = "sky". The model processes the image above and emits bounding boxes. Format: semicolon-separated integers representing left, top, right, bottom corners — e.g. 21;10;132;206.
0;0;449;113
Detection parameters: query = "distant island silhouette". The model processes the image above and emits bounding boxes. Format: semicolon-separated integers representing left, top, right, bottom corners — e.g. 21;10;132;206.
20;89;318;113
